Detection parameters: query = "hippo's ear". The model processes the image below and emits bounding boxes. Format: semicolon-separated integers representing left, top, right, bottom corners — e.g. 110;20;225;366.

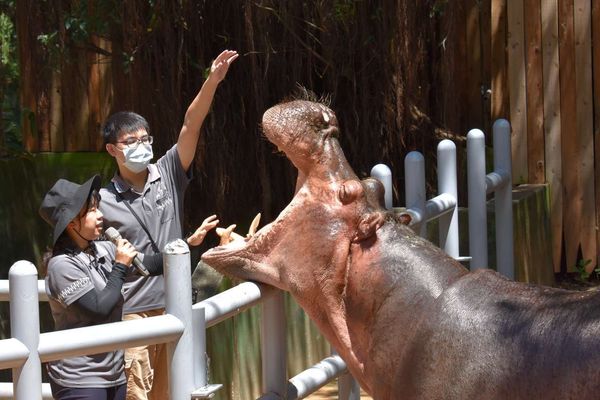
362;178;386;210
352;212;385;242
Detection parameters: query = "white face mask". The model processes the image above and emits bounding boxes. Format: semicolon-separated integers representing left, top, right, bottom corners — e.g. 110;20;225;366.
123;143;153;173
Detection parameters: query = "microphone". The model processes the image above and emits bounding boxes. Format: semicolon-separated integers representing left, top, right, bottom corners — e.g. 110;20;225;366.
104;227;150;276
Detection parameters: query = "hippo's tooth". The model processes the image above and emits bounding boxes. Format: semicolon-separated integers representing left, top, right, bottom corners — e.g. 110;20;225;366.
216;224;245;245
247;213;262;238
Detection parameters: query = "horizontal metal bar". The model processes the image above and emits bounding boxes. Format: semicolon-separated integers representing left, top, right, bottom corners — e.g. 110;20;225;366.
424;193;457;221
193;282;278;328
38;314;183;363
485;170;510;194
0;338;28;370
0;280;49;302
286;355;349;399
191;383;223;399
456;256;472;262
407;193;457;226
0;382;52;399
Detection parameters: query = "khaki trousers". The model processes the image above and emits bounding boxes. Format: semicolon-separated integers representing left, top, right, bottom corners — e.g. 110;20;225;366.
123;309;169;400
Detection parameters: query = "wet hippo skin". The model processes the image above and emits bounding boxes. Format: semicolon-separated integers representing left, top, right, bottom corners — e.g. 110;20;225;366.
202;98;600;399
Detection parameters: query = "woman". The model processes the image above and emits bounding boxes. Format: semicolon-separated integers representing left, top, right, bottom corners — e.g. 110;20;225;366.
39;175;162;400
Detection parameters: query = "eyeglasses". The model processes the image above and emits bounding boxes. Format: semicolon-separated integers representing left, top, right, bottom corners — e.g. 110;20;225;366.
114;135;154;149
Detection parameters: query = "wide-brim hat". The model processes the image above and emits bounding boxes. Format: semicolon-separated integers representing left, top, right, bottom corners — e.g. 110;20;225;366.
39;175;101;245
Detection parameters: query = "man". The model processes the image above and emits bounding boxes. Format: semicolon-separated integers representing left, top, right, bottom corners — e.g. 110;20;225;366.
99;49;238;400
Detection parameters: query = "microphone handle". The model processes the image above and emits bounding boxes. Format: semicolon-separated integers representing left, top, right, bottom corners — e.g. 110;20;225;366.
132;256;150;276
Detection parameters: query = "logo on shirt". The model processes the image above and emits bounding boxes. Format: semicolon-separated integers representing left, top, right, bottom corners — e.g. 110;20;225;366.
57;277;91;305
155;184;173;212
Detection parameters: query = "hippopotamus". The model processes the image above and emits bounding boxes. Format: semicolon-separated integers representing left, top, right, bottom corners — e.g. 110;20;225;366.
201;98;600;399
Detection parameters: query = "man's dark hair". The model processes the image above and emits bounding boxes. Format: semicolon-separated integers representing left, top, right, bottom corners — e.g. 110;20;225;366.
101;111;150;144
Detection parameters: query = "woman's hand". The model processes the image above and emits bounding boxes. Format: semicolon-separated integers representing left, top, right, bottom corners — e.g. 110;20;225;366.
114;238;138;267
187;215;220;247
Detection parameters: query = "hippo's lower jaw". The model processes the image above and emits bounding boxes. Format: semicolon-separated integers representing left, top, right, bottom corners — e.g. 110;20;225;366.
201;228;283;288
202;247;264;283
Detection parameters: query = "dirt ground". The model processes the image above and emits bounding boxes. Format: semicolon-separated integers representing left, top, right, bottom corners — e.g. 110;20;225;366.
305;381;372;399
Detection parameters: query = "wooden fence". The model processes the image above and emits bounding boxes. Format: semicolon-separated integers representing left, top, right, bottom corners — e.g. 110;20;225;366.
486;0;598;272
16;1;599;273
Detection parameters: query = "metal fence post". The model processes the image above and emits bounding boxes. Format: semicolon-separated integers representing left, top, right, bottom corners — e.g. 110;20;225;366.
193;307;207;388
370;164;393;210
164;239;195;400
338;373;360;399
493;119;514;279
9;260;41;400
467;129;488;270
261;290;287;396
405;151;427;237
437;140;459;258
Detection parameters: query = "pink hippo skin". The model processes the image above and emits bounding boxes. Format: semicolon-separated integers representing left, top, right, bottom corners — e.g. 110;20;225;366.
202;99;600;399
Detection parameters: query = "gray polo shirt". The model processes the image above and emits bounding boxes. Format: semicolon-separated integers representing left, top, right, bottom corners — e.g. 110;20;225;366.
99;144;190;313
45;241;126;388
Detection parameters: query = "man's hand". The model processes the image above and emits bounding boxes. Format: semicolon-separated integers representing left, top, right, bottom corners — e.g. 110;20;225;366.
209;50;239;83
215;213;261;245
187;215;220;247
176;49;239;172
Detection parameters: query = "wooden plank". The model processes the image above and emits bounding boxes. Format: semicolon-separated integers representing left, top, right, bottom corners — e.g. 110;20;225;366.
593;0;600;270
95;38;114;151
16;0;39;152
481;0;492;132
491;0;509;120
574;0;596;270
466;0;483;130
49;69;64;151
442;2;468;135
524;0;545;184
507;0;528;183
558;0;580;271
541;0;563;272
88;35;109;151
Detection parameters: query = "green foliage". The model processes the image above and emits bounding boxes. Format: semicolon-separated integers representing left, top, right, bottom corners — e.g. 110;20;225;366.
0;0;21;154
333;0;356;22
430;0;449;18
36;0;121;64
574;258;593;282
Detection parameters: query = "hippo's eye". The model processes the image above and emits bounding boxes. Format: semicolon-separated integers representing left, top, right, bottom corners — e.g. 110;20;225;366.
338;180;364;205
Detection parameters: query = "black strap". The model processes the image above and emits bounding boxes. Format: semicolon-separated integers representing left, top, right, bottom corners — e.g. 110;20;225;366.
113;183;160;253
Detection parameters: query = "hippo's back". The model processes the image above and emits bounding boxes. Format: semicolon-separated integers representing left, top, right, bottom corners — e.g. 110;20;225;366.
395;270;600;399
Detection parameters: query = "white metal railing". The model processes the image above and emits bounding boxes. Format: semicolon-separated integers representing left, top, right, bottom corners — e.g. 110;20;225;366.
371;119;514;277
1;120;512;399
467;119;514;278
1;245;357;399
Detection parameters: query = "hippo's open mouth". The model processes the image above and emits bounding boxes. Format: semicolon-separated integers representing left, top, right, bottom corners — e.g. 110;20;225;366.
201;213;281;276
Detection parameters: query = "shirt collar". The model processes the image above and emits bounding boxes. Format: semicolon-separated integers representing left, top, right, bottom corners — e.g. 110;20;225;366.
111;164;161;194
73;241;108;264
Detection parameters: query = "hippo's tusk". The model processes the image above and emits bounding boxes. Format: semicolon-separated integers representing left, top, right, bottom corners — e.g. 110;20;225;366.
216;224;245;245
247;213;262;238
